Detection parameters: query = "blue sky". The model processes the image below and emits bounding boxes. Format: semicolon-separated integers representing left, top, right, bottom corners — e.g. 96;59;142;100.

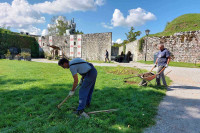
0;0;200;43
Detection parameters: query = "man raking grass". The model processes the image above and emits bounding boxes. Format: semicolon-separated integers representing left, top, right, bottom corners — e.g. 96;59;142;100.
58;58;97;116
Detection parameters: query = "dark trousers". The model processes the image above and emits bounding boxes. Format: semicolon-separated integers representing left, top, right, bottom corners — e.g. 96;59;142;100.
105;56;109;62
77;64;97;110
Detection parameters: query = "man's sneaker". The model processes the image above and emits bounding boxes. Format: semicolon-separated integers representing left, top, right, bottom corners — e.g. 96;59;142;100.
80;112;90;119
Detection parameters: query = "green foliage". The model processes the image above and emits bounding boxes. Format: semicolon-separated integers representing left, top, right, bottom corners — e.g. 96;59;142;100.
56;19;69;36
48;16;70;36
0;31;39;57
21;52;31;59
122;40;129;45
48;16;84;35
0;60;171;133
112;43;123;47
150;13;200;37
75;30;84;34
4;49;11;58
125;27;141;42
138;38;145;52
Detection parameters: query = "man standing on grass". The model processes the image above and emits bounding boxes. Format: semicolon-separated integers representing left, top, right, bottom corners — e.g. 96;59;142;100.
154;43;171;87
58;58;97;116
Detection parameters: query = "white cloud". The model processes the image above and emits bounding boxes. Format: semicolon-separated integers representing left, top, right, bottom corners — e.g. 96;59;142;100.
18;25;41;35
110;8;156;27
42;29;48;36
0;0;104;34
116;38;123;44
101;22;113;29
33;0;105;14
0;0;45;29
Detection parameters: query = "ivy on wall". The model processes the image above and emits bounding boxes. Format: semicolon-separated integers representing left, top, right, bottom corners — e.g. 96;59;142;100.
0;32;39;57
139;38;145;52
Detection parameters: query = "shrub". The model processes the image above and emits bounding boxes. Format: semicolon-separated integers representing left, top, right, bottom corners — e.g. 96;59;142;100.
47;56;52;60
4;49;12;59
21;52;31;61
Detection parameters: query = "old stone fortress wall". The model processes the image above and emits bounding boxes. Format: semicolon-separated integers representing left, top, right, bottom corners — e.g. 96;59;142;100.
38;32;112;61
118;30;200;63
38;30;200;63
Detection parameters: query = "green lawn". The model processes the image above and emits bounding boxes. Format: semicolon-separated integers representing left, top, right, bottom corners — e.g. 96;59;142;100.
0;60;170;133
138;60;200;68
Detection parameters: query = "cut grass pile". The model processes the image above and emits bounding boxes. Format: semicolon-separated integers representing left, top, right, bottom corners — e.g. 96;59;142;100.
0;60;171;133
138;60;200;68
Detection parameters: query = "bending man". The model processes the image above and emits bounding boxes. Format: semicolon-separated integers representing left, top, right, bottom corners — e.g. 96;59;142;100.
58;58;97;115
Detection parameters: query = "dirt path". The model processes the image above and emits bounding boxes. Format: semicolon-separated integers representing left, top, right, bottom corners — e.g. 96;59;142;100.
32;59;200;133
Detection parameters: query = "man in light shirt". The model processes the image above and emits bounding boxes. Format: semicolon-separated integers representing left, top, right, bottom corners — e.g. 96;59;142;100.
58;58;97;115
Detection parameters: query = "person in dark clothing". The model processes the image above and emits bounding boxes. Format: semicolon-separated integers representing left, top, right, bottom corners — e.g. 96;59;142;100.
105;50;110;63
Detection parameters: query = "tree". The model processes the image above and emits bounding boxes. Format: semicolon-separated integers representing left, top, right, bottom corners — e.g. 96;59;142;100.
74;30;84;34
48;16;69;36
125;27;141;42
48;16;84;35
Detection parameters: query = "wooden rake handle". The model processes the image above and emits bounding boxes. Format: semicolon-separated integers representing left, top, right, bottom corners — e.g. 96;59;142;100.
87;109;118;114
57;95;71;109
57;84;80;109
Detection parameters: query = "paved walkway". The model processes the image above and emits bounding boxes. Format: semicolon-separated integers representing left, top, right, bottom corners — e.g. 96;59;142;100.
32;59;200;133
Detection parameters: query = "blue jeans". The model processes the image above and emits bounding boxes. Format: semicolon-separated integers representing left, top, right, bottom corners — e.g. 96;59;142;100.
77;63;97;111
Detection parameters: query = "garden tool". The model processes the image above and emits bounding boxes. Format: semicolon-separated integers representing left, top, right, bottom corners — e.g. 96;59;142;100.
57;83;81;109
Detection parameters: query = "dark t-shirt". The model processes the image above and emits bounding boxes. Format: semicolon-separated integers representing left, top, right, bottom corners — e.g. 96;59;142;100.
106;51;109;57
157;48;170;66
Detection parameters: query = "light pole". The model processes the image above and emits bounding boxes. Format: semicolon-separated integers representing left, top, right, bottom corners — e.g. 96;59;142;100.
145;29;150;62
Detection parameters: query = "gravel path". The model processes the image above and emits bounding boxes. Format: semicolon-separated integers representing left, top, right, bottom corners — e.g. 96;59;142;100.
32;59;200;133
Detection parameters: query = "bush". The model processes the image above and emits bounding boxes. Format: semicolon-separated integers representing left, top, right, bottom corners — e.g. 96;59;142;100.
4;49;12;60
47;56;52;60
21;52;31;61
15;54;22;60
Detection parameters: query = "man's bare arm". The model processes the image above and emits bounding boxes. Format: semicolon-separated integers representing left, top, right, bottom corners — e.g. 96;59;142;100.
72;74;78;91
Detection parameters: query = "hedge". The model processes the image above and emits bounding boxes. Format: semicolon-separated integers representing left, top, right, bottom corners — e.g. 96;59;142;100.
0;32;39;58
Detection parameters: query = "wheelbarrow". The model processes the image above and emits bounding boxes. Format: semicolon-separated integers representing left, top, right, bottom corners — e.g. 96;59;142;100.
124;66;171;86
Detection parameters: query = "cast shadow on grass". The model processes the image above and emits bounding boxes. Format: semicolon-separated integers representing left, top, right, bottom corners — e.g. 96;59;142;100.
0;83;165;133
0;76;43;85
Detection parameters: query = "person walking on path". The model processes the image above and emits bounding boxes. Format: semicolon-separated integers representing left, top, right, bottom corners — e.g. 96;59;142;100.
105;50;110;63
58;58;97;115
154;43;171;86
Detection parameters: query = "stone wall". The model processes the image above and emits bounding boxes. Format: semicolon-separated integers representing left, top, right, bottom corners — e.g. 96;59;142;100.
118;46;124;55
137;31;200;63
39;32;112;61
125;40;139;61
